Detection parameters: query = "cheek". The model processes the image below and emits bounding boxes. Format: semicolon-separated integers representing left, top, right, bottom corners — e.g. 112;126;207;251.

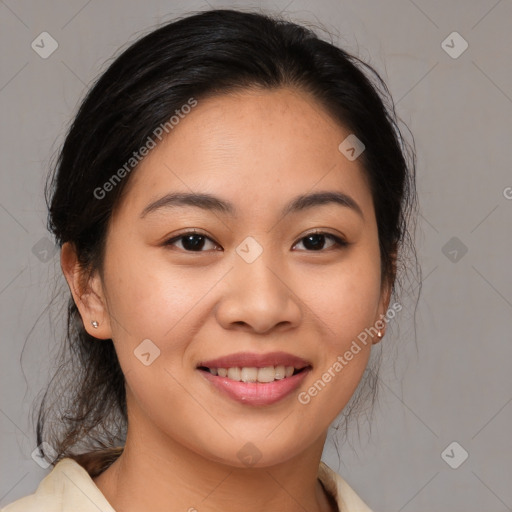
102;246;236;390
297;249;382;343
102;245;205;353
102;258;207;418
104;238;196;322
292;246;381;410
294;262;379;424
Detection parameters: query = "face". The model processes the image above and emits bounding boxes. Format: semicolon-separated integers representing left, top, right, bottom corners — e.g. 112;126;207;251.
68;87;391;467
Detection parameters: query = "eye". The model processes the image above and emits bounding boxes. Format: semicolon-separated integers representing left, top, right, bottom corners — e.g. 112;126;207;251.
164;230;348;253
292;231;348;252
164;230;221;252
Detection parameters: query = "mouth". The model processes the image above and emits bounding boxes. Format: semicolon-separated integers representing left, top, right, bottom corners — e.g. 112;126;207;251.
196;351;312;382
197;364;309;383
196;352;312;406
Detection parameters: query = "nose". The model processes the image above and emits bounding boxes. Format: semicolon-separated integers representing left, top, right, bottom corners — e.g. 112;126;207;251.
215;253;302;334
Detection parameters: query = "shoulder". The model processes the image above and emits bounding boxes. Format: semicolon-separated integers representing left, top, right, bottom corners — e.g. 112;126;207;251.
1;458;115;512
318;460;374;512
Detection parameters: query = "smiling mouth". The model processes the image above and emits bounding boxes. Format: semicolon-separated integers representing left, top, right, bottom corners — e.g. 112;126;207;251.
197;365;310;383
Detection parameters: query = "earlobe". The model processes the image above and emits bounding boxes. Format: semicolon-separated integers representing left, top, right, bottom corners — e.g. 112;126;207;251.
373;276;393;344
372;320;385;345
60;242;112;340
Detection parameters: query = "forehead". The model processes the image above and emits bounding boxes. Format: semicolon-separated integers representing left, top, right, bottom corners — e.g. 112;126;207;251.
114;87;374;221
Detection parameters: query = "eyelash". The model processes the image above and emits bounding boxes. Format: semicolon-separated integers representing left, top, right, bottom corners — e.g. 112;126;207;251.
163;229;348;253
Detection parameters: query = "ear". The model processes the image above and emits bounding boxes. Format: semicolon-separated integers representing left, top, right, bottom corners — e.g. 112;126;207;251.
373;249;397;345
60;242;112;340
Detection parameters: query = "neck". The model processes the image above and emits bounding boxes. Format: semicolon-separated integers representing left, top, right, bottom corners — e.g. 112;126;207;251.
93;426;336;512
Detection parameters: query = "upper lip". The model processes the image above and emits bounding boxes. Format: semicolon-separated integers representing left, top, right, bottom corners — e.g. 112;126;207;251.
197;351;312;369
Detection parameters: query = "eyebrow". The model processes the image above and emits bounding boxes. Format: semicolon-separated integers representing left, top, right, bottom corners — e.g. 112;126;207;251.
140;190;364;220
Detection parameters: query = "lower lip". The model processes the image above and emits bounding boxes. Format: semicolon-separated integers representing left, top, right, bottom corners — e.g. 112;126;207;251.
199;368;311;406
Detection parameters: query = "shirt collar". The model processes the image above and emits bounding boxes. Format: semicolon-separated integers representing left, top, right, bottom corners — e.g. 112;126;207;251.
18;457;372;512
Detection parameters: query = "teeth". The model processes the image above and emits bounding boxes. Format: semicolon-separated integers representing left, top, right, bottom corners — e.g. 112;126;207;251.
274;365;286;379
241;367;258;383
257;366;276;383
227;367;241;381
209;365;298;382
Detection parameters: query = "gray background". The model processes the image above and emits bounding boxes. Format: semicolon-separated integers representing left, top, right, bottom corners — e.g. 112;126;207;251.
1;1;511;511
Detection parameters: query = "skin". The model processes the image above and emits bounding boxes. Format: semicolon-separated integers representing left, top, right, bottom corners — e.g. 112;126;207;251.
62;87;392;512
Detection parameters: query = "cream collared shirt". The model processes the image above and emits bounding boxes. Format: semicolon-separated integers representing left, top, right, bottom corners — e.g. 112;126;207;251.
1;458;373;512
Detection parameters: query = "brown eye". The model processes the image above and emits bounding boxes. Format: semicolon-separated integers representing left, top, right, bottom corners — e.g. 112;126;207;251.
165;231;220;252
293;232;348;252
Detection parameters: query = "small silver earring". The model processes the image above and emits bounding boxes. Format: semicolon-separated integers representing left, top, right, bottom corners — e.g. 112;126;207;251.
91;320;99;329
377;329;383;338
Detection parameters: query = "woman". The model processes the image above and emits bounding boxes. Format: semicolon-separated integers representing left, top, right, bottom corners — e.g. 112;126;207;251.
2;8;417;512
